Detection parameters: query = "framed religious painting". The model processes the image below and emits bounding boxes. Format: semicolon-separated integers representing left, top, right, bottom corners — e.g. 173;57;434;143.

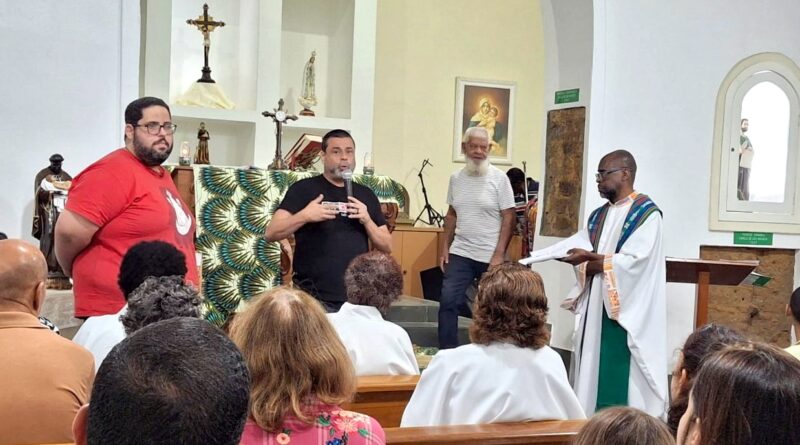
452;77;516;164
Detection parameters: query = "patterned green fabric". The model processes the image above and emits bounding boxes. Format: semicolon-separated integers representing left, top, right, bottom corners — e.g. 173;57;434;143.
192;166;407;325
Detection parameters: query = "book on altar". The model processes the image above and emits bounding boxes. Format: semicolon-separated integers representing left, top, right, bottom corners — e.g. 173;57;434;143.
518;231;593;265
285;133;323;170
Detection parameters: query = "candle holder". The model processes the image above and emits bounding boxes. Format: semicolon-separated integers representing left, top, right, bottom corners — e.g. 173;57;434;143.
363;152;375;176
179;141;192;166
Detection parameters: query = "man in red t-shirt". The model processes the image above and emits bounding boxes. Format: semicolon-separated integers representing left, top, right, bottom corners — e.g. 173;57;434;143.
55;97;198;317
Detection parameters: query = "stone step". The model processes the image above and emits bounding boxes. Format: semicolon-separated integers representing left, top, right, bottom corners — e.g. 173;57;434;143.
393;319;472;348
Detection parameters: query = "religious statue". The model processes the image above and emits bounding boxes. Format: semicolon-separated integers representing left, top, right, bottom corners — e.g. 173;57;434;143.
298;51;318;116
195;122;210;164
176;3;235;109
262;98;298;170
32;154;73;290
186;3;225;84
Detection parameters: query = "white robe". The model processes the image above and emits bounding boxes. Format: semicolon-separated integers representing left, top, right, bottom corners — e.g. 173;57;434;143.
72;305;127;372
327;302;419;376
561;196;668;418
400;343;586;426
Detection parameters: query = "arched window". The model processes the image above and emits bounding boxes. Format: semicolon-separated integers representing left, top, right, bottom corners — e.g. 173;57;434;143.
710;53;800;232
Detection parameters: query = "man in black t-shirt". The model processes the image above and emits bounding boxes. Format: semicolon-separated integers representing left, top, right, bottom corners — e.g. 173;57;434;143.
265;129;393;311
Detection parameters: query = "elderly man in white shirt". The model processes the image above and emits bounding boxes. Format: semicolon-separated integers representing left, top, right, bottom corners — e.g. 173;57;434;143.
328;251;419;376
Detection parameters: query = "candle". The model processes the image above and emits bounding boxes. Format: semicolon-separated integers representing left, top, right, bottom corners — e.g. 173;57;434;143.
179;141;191;166
363;151;374;175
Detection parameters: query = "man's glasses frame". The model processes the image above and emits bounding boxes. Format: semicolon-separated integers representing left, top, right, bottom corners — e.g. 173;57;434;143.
595;168;627;181
133;122;178;135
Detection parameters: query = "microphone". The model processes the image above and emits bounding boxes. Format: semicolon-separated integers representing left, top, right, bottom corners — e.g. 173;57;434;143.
342;168;353;198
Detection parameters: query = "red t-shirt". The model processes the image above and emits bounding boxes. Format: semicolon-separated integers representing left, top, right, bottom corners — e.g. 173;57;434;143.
66;149;198;317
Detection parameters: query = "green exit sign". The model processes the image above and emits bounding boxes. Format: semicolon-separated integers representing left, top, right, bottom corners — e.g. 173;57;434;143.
734;231;773;246
555;88;580;104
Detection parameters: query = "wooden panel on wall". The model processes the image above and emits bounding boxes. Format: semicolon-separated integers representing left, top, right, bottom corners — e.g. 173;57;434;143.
700;246;794;346
541;107;585;237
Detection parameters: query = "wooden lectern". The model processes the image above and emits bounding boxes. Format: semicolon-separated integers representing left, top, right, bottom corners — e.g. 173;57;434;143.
666;257;759;328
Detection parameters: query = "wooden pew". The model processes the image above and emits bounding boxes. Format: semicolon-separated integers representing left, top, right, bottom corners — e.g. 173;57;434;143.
342;375;420;428
384;420;585;445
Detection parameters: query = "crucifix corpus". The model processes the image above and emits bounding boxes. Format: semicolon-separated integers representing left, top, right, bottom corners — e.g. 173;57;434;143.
262;99;298;170
186;4;226;83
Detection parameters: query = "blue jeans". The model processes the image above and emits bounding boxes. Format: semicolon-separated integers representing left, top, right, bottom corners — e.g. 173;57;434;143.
438;254;489;349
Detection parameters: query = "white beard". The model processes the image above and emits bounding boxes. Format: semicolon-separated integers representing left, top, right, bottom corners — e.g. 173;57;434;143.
464;158;489;176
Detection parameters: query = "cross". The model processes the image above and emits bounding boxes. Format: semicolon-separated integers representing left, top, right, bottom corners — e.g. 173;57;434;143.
262;99;298;170
186;4;226;83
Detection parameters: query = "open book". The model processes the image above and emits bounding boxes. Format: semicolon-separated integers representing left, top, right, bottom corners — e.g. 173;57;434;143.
518;231;592;265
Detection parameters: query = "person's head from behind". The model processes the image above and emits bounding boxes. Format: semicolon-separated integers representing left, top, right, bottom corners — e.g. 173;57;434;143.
573;406;675;445
0;239;47;315
506;167;526;195
118;240;188;299
677;342;800;445
230;287;355;432
120;275;201;336
344;251;403;316
668;324;745;433
73;317;250;445
469;263;549;349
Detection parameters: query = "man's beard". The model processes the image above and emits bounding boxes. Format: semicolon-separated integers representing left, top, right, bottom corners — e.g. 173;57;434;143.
133;135;172;166
464;158;489;176
600;188;618;203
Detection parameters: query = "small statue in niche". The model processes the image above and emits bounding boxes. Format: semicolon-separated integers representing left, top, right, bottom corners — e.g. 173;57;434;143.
32;154;73;290
194;122;210;164
298;51;318;116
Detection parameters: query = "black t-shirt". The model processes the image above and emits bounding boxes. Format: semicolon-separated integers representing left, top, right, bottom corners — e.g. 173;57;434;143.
277;175;386;303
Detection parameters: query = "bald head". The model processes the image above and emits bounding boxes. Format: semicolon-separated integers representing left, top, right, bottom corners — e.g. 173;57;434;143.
0;240;47;312
600;150;637;182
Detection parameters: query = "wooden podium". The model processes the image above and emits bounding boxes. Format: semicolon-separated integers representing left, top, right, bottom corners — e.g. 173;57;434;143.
666;257;759;328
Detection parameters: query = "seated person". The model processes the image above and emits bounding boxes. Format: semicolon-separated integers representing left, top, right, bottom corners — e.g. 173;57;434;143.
328;251;419;376
72;240;188;370
401;263;585;426
667;324;745;434
230;287;386;445
73;317;251;445
785;286;800;360
120;275;201;335
573;406;674;445
0;240;94;445
677;342;800;445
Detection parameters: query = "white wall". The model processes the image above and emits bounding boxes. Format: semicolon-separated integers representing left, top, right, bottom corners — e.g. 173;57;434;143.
538;0;594;350
586;0;800;358
0;1;140;240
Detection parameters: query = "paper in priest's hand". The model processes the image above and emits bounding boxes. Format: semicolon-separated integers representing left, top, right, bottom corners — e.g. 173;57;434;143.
518;231;593;266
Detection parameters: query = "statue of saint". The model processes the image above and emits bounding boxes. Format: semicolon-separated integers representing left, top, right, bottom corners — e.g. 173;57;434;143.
32;154;73;289
298;51;318;116
194;122;210;164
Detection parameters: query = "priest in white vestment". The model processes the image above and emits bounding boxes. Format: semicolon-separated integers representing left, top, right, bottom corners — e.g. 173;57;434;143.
401;263;585;426
557;150;668;418
328;252;419;376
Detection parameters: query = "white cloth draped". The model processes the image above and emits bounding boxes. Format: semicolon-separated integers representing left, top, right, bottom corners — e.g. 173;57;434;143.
327;302;419;376
400;343;585;426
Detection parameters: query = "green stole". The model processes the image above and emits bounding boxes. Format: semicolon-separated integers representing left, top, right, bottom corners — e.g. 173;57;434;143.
586;193;661;411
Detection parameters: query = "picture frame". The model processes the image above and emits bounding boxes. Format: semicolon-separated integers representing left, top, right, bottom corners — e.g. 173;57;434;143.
452;77;516;164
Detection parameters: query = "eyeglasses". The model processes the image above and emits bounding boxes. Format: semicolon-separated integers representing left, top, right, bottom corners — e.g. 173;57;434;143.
595;168;626;181
133;122;178;135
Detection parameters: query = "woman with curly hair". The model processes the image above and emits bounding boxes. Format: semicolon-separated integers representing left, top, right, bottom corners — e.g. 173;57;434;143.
231;287;385;445
328;251;419;376
400;263;585;426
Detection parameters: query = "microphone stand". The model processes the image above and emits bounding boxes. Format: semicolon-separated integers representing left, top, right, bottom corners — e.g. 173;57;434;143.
413;159;444;227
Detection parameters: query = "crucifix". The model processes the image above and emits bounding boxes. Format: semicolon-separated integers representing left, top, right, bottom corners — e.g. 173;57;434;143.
186;4;226;83
262;98;298;170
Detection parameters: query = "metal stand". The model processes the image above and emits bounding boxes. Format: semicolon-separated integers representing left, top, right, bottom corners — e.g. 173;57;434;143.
413;159;444;227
